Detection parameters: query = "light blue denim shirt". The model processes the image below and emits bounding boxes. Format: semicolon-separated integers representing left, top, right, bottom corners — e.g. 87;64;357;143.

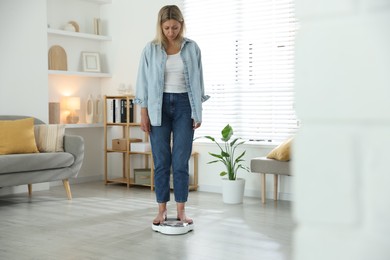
134;38;210;126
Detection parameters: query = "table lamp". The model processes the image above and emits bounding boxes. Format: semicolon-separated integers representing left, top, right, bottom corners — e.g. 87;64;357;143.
63;96;80;124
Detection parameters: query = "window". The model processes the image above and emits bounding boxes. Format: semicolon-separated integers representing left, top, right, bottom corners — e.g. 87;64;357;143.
183;0;298;142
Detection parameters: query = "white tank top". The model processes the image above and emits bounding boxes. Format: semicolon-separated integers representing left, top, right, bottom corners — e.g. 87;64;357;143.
164;52;187;93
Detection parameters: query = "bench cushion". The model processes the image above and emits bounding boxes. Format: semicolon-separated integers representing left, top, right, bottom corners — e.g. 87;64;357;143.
0;152;75;174
250;156;291;175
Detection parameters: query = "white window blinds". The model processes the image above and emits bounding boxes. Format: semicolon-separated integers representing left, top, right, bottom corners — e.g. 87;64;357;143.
183;0;298;142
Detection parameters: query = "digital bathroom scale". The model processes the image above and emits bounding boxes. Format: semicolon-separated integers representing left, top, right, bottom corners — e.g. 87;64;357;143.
152;218;194;235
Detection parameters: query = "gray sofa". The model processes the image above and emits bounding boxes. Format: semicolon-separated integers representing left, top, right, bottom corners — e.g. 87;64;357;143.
0;116;84;199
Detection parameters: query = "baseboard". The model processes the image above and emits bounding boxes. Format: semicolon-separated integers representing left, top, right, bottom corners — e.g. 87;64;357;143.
278;192;293;201
50;175;103;187
0;183;49;196
197;185;293;201
0;176;103;197
197;184;221;194
0;178;293;202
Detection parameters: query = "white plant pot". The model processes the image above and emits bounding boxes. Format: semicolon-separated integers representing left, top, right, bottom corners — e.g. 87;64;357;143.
221;178;245;204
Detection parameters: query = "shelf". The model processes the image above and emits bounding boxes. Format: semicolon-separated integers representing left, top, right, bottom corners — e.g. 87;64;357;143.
81;0;112;5
105;95;135;99
129;151;152;155
189;185;198;191
105;122;140;126
47;28;112;41
106;149;151;155
106;177;133;185
65;123;103;129
48;70;112;78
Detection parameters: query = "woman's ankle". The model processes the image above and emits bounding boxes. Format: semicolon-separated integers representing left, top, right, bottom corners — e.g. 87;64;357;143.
158;203;167;214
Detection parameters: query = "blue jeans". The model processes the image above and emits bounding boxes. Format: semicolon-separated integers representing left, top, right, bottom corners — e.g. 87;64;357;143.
150;93;194;203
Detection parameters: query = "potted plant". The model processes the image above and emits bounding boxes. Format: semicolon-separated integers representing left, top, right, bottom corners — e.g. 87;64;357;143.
202;124;249;204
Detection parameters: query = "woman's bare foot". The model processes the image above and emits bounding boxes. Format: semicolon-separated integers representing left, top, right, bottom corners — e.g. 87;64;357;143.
153;211;167;225
176;202;193;224
153;203;167;225
177;211;193;224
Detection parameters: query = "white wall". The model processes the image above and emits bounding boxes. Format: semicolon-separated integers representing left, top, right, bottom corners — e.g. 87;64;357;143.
0;0;49;194
101;0;183;95
0;0;48;121
294;0;390;259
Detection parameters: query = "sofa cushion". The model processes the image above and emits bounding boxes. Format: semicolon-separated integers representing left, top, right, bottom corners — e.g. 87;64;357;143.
0;152;75;174
34;124;65;152
0;118;39;155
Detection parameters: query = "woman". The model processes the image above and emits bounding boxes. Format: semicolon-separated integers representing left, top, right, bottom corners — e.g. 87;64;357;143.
135;5;209;225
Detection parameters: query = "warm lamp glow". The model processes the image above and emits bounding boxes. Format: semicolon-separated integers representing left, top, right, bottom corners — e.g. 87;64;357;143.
62;96;80;124
64;96;80;110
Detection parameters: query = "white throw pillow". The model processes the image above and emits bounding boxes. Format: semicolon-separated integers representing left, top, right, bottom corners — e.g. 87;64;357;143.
34;124;65;152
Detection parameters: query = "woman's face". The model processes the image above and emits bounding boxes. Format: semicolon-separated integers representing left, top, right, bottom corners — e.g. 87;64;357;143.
162;19;181;42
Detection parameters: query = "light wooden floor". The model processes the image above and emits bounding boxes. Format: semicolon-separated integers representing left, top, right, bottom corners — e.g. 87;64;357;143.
0;182;293;260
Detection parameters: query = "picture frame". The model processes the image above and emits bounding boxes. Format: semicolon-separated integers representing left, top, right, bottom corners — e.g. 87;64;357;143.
81;52;101;72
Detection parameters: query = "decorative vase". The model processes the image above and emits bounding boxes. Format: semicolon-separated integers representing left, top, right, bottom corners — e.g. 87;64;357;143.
221;178;245;204
86;94;94;124
94;94;103;123
48;102;60;124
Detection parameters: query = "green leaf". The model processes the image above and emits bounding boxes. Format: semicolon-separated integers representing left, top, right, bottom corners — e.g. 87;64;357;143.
221;124;233;142
230;138;239;147
209;152;223;159
204;136;215;142
236;140;246;146
220;171;227;176
238;165;250;172
235;151;246;162
207;160;221;164
221;151;229;157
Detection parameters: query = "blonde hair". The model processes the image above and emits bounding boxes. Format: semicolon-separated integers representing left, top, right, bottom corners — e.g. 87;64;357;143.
153;5;186;49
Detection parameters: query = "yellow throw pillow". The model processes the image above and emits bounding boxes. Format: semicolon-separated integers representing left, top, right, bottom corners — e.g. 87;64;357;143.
0;118;39;155
266;137;293;161
34;124;65;152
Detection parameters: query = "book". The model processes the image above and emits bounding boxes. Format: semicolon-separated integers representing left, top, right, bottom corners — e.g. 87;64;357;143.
120;99;134;123
112;99;121;123
107;99;114;123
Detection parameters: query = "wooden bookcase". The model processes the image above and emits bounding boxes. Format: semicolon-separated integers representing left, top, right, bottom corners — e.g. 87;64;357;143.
103;95;198;191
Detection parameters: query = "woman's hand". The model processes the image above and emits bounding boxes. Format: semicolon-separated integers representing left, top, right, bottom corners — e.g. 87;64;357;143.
140;108;151;132
193;121;201;130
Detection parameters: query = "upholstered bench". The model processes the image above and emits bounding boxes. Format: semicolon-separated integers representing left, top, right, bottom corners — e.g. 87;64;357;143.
250;157;291;204
250;137;293;204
